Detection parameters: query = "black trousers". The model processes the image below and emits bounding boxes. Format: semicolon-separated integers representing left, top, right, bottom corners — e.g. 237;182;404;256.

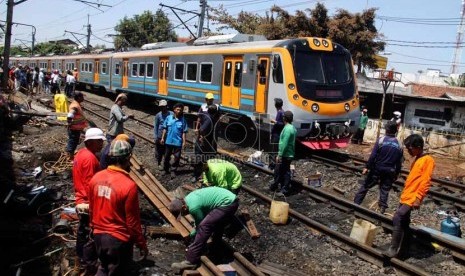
163;144;182;173
271;157;292;194
94;233;132;276
353;169;396;209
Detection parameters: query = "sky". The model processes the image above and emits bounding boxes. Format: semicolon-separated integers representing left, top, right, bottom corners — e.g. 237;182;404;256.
1;0;464;75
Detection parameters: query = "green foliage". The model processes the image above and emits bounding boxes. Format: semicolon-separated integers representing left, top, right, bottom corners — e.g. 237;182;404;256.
209;3;384;71
444;74;465;87
3;42;75;57
114;9;178;50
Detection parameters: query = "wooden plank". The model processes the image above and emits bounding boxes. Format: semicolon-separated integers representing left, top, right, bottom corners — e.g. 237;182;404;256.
182;270;202;276
241;209;260;239
258;261;307;276
146;226;180;237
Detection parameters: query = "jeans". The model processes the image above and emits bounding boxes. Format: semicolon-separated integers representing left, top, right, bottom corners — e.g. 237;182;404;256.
271;157;292;194
393;204;412;230
186;200;239;264
66;129;81;154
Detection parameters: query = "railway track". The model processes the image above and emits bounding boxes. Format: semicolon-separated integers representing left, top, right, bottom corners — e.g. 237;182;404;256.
309;151;465;210
76;96;465;274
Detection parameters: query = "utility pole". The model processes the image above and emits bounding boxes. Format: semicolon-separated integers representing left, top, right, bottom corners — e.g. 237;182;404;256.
372;69;402;141
198;0;207;37
86;14;91;52
0;20;35;56
451;0;465;74
1;0;28;93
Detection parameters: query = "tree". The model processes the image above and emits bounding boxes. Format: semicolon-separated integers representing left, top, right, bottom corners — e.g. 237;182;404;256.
114;9;177;50
444;74;465;87
209;3;384;71
328;8;385;72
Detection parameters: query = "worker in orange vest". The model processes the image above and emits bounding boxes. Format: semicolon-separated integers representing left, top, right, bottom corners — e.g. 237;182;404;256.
66;92;88;160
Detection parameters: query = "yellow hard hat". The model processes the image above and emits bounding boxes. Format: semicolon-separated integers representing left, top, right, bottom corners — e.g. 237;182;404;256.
205;93;214;100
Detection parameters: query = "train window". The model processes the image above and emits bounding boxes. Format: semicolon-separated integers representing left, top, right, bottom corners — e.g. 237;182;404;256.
89;63;93;72
200;63;213;83
51;62;56;70
101;62;107;74
159;62;164;80
258;60;267;85
165;62;169;79
131;63;138;77
114;63;120;75
272;55;283;84
174;63;184;81
224;62;232;86
186;63;197;82
84;63;89;72
233;62;242;87
146;63;154;78
40;62;47;70
139;63;146;78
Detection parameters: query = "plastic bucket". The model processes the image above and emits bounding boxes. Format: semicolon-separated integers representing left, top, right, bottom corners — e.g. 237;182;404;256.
269;199;289;225
349;219;378;246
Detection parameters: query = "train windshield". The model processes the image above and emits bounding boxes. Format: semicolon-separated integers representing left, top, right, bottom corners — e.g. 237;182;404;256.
293;51;354;102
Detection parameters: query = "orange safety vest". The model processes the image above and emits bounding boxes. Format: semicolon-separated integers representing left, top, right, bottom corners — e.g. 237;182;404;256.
69;100;88;131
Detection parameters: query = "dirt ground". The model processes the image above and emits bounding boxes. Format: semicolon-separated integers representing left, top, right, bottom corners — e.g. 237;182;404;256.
1;91;464;276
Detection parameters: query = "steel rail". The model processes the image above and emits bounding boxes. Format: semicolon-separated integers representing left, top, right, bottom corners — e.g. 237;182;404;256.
81;99;465;263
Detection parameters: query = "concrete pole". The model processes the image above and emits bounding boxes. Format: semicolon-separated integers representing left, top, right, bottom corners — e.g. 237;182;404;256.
198;0;206;37
376;80;391;141
2;0;15;93
86;14;91;52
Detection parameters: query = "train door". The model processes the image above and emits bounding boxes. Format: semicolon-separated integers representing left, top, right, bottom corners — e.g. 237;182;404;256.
255;57;269;113
221;57;243;109
158;57;169;95
122;59;129;88
94;59;100;83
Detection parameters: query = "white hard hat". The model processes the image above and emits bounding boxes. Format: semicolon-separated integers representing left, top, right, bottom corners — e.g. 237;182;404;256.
393;111;401;117
158;99;168;107
84;128;106;142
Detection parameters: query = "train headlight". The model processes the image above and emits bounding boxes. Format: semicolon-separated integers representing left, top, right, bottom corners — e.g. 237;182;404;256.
311;103;319;112
322;39;329;47
344;103;350;112
313;38;321;46
302;100;308;106
352;100;356;106
293;94;299;100
288;83;295;90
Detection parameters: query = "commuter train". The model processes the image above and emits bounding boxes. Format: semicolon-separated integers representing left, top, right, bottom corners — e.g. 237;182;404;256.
11;34;360;149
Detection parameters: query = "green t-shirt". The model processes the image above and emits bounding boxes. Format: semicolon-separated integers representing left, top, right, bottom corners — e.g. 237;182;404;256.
359;114;368;129
203;159;242;191
278;123;296;158
185;186;237;237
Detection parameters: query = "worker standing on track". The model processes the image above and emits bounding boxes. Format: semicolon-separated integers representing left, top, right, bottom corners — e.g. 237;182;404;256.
269;111;296;196
160;102;188;179
107;93;134;144
353;120;403;214
169;187;239;273
72;128;105;274
89;140;148;275
201;158;242;194
66;92;88;160
153;99;173;170
269;98;285;170
384;134;434;258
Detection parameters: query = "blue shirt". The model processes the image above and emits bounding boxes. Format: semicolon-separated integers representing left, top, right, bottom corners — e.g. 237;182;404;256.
163;114;188;147
271;109;284;135
154;110;173;139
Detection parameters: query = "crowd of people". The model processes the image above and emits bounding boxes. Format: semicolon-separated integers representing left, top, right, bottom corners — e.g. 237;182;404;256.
66;90;433;275
7;63;78;97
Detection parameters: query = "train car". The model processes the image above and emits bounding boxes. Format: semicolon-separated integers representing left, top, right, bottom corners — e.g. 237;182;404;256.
10;34;360;149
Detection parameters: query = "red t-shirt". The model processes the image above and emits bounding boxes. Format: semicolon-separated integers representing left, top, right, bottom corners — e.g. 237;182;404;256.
89;166;146;248
73;148;100;204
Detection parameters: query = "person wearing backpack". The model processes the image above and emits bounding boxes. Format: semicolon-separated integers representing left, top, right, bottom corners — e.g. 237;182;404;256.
353;120;403;214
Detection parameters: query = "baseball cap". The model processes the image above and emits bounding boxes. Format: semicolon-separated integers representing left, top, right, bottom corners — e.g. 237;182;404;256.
159;99;168;107
205;93;214;100
108;140;132;157
84;128;106;142
168;199;184;220
362;108;367;112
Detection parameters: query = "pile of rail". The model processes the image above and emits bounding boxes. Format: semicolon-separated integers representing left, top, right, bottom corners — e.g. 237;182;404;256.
129;155;264;276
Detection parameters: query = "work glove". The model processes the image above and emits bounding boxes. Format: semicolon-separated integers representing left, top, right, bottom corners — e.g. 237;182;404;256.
76;203;89;214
